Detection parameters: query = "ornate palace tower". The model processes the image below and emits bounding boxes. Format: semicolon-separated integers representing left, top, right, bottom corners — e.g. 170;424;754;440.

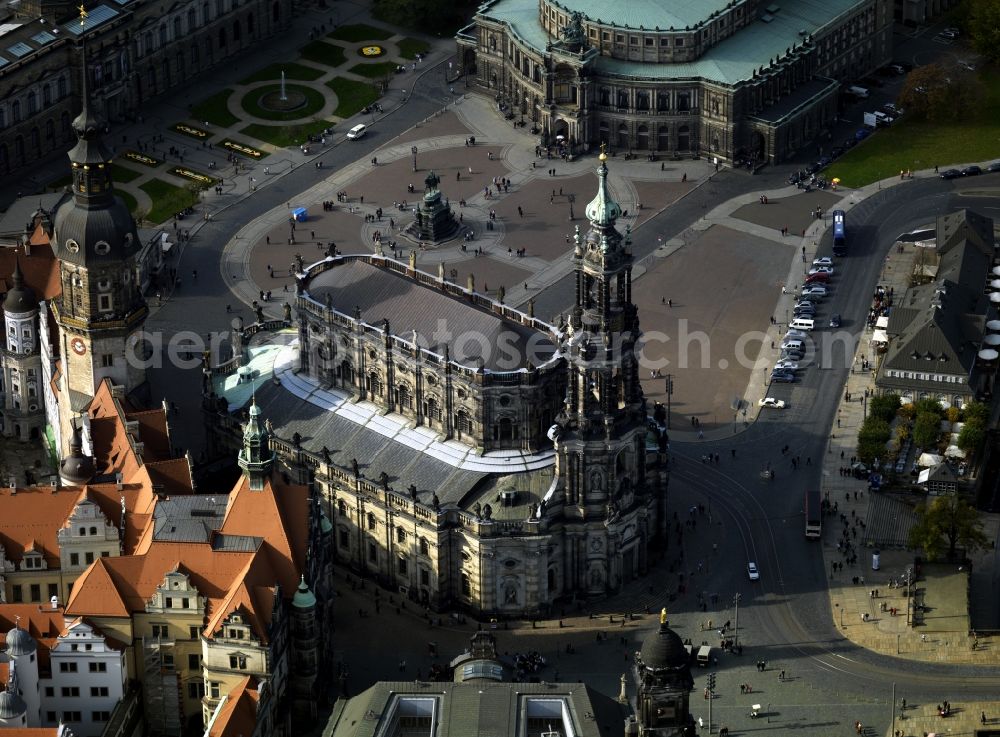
51;19;148;453
550;149;655;597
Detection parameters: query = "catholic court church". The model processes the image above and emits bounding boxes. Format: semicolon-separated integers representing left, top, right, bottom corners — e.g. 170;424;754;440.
207;151;672;618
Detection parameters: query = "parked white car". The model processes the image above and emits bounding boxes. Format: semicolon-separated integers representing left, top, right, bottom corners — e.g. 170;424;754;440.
758;397;787;409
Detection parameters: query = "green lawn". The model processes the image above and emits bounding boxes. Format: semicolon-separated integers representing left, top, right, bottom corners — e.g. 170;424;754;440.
326;77;379;118
110;163;142;183
299;41;347;67
117;190;138;215
327;23;393;42
241;84;327;121
827;70;1000;187
240;120;333;148
190;89;239;128
348;61;398;79
397;37;430;59
240;62;326;84
140;179;200;225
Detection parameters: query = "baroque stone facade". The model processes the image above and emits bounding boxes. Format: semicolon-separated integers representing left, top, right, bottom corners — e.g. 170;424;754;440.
206;155;670;618
457;0;893;165
0;0;291;177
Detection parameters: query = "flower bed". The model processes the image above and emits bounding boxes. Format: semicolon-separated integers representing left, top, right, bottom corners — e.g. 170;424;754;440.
123;150;161;168
169;167;217;186
221;140;265;159
174;123;210;139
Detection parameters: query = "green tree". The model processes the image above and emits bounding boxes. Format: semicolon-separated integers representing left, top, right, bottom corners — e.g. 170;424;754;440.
898;63;976;123
907;495;988;560
868;394;901;423
969;0;1000;64
857;417;891;464
912;411;942;449
962;401;989;425
957;420;986;454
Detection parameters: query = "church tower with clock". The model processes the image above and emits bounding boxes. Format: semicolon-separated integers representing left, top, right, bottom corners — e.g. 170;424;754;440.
50;21;148;453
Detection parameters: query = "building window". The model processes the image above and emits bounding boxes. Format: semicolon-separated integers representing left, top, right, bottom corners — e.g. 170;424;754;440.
92;712;110;722
189;626;200;639
85;552;94;564
70;553;79;566
152;624;169;638
61;687;80;697
46;711;56;722
45;687;54;697
338;528;349;548
337;499;347;516
368;542;377;562
209;682;221;698
396;527;406;544
461;573;471;595
30;583;40;601
165;597;173;608
59;662;78;673
99;294;113;312
397;556;408;575
229;654;248;669
419;538;429;555
367;513;376;530
62;712;82;722
90;686;109;697
11;585;21;602
188;682;205;698
420;568;430;586
188;653;200;670
89;662;107;672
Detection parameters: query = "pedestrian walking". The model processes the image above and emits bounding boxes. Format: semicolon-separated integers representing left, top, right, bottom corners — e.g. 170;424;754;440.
982;712;987;725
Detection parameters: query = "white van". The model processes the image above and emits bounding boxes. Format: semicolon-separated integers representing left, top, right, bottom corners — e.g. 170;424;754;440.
781;339;805;353
847;85;870;98
696;645;712;666
346;124;367;140
789;318;815;331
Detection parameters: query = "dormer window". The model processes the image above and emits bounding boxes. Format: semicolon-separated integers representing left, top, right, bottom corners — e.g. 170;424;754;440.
94;241;111;256
66;239;80;254
97;279;111;291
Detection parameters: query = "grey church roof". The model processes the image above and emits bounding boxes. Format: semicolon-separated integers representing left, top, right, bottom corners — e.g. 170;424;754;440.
52;199;141;267
251;379;489;505
304;260;555;371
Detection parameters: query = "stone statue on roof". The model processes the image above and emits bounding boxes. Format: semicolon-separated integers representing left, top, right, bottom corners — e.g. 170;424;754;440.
560;11;587;51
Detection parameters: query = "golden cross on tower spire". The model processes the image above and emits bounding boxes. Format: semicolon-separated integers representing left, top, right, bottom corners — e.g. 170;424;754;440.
599;141;608;161
78;3;88;27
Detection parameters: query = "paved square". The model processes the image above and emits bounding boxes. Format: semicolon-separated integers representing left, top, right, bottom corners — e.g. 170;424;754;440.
730;190;840;236
634;225;793;428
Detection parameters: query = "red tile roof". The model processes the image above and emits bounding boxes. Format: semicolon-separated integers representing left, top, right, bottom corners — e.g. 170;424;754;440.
209;676;261;737
0;487;82;566
219;474;309;596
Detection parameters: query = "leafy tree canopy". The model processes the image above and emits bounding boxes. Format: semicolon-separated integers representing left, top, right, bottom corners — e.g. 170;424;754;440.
907;495;988;560
969;0;1000;64
898;63;977;123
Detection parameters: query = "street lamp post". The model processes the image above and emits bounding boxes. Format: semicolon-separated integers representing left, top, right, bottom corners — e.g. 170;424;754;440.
732;593;741;649
411;146;418;173
568;193;575;221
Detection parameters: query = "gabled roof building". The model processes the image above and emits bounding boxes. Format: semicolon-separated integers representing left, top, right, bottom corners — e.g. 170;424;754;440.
876;210;996;407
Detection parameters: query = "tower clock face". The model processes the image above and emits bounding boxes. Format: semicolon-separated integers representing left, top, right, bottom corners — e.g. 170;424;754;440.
71;338;87;355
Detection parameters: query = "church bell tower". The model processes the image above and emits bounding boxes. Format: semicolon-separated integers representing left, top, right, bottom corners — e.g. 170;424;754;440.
551;148;652;597
51;8;148;454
